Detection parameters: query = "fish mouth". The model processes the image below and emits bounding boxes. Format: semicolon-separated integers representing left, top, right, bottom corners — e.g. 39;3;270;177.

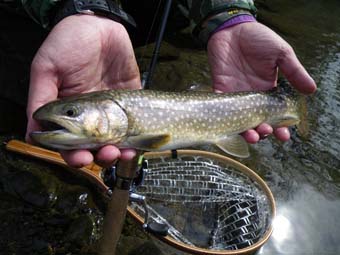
32;116;80;136
30;117;90;150
38;119;69;133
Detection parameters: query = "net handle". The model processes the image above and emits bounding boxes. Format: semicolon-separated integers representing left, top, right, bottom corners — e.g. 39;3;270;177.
5;140;107;193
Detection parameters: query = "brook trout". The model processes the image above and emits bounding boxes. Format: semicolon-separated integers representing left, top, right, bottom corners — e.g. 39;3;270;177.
30;87;302;158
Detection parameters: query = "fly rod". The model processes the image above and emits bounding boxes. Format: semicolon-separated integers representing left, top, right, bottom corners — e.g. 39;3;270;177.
142;0;173;89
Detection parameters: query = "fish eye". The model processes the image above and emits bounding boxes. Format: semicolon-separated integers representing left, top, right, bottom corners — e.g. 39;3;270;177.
63;105;79;117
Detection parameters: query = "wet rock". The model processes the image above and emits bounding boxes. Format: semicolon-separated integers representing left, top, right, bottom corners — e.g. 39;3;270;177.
128;240;164;255
116;236;150;255
64;215;94;247
32;238;52;254
44;215;71;226
0;137;105;254
3;170;53;208
55;186;94;214
121;215;148;240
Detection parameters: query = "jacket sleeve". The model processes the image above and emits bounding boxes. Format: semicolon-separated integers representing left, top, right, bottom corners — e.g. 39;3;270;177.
19;0;135;29
21;0;60;28
17;0;256;39
187;0;257;45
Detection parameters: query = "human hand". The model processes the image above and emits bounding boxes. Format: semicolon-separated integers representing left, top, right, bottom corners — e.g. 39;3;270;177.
26;15;141;167
207;21;317;143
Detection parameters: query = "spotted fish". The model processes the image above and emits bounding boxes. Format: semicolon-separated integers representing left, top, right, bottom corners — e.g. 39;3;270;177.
30;87;302;158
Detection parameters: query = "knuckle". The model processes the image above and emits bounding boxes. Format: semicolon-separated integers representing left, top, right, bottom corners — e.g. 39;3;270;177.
279;43;294;59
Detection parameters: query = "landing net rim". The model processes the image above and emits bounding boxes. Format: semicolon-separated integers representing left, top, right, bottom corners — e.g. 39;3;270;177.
127;149;276;255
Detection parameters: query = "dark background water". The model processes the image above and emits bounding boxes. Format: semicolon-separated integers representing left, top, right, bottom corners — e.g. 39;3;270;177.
0;0;339;254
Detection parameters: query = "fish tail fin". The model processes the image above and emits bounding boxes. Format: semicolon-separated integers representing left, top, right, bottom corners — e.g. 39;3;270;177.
276;79;309;138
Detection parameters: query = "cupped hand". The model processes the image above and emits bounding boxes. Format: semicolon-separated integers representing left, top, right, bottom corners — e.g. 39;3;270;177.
207;21;317;143
26;15;141;168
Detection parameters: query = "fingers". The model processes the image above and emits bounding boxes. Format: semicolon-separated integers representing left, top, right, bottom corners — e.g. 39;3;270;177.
273;127;290;141
242;129;260;144
95;146;136;167
26;58;58;142
242;123;272;143
256;123;273;139
242;124;290;143
94;145;122;168
120;149;138;161
278;44;317;94
60;146;137;169
105;22;141;90
61;146;119;168
60;150;94;168
26;118;42;144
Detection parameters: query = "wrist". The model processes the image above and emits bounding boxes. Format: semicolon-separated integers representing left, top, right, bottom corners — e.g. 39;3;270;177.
213;15;256;34
193;1;257;46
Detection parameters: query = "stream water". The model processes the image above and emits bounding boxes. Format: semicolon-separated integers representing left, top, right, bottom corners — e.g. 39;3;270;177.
134;1;340;254
0;0;339;254
252;1;340;254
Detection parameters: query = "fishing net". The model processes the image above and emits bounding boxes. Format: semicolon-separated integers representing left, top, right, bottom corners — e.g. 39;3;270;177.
5;141;275;254
129;150;275;253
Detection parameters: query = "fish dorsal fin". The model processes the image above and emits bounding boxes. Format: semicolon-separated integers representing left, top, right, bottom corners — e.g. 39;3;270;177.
216;135;250;158
126;134;171;150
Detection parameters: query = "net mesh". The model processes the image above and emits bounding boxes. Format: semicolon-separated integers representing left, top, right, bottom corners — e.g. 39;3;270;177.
130;153;273;250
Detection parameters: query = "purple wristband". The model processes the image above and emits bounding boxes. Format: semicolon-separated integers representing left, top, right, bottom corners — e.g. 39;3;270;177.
213;14;256;34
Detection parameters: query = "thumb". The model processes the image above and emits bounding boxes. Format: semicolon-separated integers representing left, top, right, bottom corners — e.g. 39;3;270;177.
278;44;317;94
26;63;59;143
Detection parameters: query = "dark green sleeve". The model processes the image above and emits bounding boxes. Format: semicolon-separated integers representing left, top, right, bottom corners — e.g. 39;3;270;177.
21;0;61;28
17;0;256;39
187;0;257;44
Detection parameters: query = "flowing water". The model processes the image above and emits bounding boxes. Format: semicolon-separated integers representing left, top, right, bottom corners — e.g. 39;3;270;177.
139;1;340;254
252;2;340;254
0;0;339;254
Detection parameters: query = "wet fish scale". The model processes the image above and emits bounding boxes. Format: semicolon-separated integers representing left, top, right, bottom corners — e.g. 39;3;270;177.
114;91;271;133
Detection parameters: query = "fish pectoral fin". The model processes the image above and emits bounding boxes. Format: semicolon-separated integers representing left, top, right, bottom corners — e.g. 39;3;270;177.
126;134;171;150
216;135;250;158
